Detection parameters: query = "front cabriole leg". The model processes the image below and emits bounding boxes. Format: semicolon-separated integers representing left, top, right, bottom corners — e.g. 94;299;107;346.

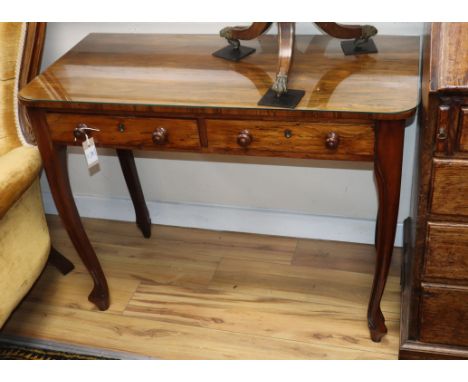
368;119;405;342
29;108;110;311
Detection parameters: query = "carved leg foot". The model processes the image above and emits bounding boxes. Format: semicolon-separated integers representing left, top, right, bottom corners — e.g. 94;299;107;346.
116;149;151;238
272;74;288;97
314;22;378;55
213;23;272;62
368;307;388;342
89;284;111;311
48;246;75;275
258;22;304;109
368;119;405;342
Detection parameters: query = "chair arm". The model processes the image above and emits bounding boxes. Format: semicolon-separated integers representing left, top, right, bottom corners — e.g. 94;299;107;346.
0;146;42;219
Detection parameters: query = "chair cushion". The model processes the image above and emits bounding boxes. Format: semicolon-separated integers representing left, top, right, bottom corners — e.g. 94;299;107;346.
0;145;41;219
0;178;50;327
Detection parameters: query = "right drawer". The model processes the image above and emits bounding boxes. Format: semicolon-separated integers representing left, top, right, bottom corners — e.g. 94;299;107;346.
458;107;468;152
424;222;468;281
420;286;468;347
205;119;375;161
430;159;468;217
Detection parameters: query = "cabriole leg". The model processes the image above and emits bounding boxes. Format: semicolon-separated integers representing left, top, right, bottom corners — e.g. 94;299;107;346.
30;109;110;311
369;119;405;342
116;149;151;238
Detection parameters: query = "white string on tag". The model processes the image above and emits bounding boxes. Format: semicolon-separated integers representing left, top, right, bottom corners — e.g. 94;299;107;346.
74;123;100;143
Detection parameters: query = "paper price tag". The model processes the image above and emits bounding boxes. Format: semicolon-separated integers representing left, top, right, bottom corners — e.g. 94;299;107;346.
82;137;99;168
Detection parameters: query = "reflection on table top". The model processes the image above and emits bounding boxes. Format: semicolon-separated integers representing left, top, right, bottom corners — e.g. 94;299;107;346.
20;33;420;116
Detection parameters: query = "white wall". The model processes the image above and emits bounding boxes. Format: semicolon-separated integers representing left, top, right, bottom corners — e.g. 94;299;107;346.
40;23;423;245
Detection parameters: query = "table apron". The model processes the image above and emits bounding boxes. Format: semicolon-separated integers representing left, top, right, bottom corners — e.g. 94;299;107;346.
44;112;376;162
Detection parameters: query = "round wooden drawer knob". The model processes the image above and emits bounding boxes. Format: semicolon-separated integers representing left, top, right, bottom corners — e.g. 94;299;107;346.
152;127;168;145
237;130;252;148
325;131;340;150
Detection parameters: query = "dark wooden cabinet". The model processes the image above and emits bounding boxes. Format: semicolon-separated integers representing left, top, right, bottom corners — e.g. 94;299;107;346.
399;22;468;360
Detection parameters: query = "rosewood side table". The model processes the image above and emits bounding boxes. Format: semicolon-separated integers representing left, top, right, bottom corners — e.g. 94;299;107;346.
19;33;420;342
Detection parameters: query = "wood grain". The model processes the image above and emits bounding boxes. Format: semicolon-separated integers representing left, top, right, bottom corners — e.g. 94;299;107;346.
420;285;468;347
3;302;391;360
210;258;401;316
430;159;468;217
46;216;297;266
430;23;468;92
293;238;401;276
205;119;374;161
424;223;468;281
19;34;420;117
2;215;401;359
126;282;399;354
26;267;139;314
46;113;200;150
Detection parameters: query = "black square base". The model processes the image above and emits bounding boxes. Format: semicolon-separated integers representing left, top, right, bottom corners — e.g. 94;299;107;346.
257;88;305;109
341;38;378;56
212;45;256;62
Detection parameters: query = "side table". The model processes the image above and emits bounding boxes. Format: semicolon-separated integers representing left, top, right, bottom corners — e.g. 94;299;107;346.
19;33;420;342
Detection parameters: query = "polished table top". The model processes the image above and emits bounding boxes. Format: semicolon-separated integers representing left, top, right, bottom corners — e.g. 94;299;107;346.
20;33;420;117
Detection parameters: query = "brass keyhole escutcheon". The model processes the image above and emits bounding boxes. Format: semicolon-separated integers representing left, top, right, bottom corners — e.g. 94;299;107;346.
284;129;293;139
118;123;125;133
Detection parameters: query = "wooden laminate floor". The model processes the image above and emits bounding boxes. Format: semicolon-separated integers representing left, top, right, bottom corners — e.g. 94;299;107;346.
2;215;402;359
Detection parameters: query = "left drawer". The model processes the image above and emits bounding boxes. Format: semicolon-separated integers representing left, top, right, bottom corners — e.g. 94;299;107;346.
46;113;201;150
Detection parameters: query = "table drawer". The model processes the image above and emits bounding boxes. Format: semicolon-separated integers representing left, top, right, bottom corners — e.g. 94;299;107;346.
205;119;374;160
459;107;468;152
424;223;468;281
420;286;468;347
46;113;201;150
430;159;468;217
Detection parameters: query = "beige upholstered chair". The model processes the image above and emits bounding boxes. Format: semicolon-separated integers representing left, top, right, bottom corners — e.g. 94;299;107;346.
0;22;73;327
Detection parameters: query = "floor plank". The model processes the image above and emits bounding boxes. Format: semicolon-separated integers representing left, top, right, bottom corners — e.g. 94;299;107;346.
47;217;297;265
51;239;220;287
27;267;139;314
3;302;392;360
293;238;402;277
210;258;400;315
126;283;398;355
